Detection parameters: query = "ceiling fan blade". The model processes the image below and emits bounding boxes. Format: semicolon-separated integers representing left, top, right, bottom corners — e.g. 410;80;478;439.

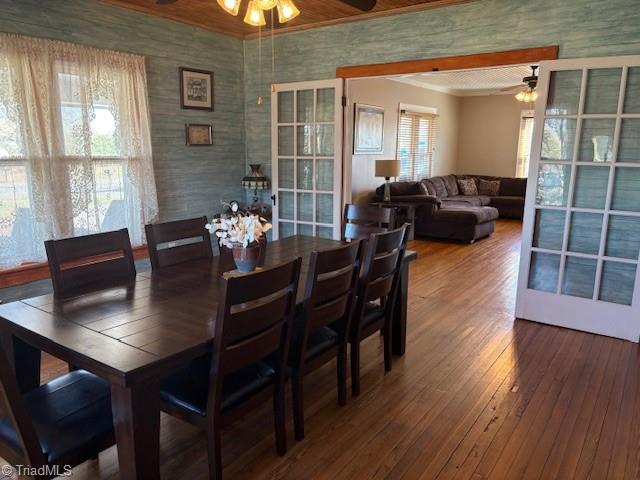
338;0;377;12
499;84;524;92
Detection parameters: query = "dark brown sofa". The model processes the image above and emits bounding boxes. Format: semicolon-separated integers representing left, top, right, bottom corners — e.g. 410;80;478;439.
373;174;526;243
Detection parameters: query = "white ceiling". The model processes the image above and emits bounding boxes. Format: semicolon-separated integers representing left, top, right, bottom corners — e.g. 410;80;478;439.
390;65;534;96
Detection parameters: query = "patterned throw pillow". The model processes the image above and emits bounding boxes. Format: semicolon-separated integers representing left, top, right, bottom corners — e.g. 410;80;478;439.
457;178;478;196
478;179;501;196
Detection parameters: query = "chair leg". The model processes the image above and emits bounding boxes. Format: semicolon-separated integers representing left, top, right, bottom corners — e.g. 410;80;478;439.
337;347;347;406
384;320;393;373
273;384;287;455
206;424;223;480
351;341;361;396
292;371;305;441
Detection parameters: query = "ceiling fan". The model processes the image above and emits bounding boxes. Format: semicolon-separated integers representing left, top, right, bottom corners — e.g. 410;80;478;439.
501;65;540;102
155;0;378;12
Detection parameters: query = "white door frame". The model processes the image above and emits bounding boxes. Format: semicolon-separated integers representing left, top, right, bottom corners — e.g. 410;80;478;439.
516;55;640;342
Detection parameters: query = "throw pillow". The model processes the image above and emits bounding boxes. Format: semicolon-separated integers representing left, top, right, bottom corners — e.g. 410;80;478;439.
478;179;501;196
457;178;478;196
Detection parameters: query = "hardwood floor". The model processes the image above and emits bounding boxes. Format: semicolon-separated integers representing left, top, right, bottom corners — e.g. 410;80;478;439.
4;219;640;479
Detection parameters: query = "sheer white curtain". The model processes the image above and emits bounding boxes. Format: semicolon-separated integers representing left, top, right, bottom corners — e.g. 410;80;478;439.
0;33;158;269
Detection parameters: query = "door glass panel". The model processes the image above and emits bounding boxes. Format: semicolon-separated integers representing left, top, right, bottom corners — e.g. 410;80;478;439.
296;90;314;123
316;158;333;191
316;194;333;224
611;167;640;211
599;261;637;305
567;212;603;255
297;223;313;236
279;222;294;239
316;88;335;122
573;165;609;209
297;192;313;221
278;158;294;189
623;67;640;113
317;124;334;156
541;119;577;161
278;91;294;123
536;164;571;206
584;68;622;114
578;119;615;162
605;215;640;259
317;226;333;239
297;125;314;156
278;126;294;156
297;158;313;190
528;252;560;293
618;119;640;163
546;70;582;115
562;256;597;299
533;209;565;250
279;191;294;220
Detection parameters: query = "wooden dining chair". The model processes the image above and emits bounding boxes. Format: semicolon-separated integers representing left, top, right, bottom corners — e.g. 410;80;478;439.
0;344;115;479
289;241;364;441
343;204;395;241
350;225;408;396
145;216;213;269
44;228;136;299
159;258;302;480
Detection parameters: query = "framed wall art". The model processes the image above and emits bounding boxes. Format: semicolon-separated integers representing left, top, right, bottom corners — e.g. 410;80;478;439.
353;103;384;154
180;67;214;111
185;123;213;146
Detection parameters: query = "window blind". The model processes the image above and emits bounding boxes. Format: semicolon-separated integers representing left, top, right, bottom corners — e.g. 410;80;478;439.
396;110;436;181
516;113;535;178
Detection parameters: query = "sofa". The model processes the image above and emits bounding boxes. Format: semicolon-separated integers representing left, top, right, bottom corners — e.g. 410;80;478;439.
373;174;527;243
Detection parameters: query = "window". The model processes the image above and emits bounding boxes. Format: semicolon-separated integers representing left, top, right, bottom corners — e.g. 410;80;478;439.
0;33;158;269
516;111;535;178
396;109;436;181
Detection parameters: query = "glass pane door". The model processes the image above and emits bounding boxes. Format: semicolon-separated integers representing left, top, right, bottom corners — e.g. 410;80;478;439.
517;56;640;342
271;79;343;240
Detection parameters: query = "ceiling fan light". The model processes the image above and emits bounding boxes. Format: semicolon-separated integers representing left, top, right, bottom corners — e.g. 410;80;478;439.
256;0;277;8
244;0;267;26
217;0;241;15
276;0;300;23
515;91;526;102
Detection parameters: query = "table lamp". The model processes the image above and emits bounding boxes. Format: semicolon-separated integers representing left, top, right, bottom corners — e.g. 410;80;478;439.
242;163;270;207
375;159;400;202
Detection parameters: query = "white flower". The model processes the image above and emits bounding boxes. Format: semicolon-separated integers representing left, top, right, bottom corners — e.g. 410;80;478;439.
207;213;270;248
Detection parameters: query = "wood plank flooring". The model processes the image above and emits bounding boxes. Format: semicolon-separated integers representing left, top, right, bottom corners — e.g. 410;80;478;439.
4;219;640;479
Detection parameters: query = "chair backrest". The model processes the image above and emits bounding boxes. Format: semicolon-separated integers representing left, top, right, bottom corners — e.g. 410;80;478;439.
0;345;47;469
293;241;364;367
354;225;408;333
343;204;395;241
207;258;301;411
44;229;136;299
145;216;213;269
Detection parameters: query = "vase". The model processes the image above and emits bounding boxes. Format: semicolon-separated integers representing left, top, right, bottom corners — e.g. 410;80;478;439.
232;242;261;273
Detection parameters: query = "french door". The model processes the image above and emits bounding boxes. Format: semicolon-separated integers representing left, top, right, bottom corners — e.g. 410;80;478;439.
271;79;343;240
516;56;640;341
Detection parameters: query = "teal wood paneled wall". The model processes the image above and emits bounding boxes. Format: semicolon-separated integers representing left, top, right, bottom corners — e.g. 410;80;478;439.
0;0;246;221
243;0;640;182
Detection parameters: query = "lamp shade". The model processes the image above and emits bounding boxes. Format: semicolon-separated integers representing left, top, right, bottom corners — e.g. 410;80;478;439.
242;163;270;190
375;159;400;178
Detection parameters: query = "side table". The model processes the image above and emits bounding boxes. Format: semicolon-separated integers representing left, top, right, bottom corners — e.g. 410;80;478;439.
369;202;416;240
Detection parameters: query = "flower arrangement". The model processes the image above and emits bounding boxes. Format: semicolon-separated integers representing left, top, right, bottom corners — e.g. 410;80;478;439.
206;212;272;249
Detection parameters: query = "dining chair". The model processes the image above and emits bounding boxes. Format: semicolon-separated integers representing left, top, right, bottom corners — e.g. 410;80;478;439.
44;228;136;299
159;257;302;480
350;225;408;396
343;204;395;241
145;216;213;269
0;344;115;479
289;241;364;441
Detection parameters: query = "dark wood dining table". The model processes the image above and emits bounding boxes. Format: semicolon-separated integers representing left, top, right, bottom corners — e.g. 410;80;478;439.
0;235;416;480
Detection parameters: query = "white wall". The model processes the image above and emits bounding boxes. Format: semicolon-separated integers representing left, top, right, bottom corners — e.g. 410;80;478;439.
348;78;461;204
456;94;526;177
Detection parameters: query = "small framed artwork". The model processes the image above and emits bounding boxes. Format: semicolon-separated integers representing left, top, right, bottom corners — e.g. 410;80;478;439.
353;103;384;154
185;123;213;146
180;67;214;111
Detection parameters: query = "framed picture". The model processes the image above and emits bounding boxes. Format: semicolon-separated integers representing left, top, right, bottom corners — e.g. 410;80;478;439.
180;67;214;111
185;124;213;146
353;104;384;154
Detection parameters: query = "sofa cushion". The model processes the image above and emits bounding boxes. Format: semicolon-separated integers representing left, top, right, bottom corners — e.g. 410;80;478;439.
376;181;425;199
478;179;501;196
442;175;460;196
457;178;478;196
489;196;525;208
430;177;448;198
437;206;499;224
499;177;527;197
421;179;437;196
442;195;491;207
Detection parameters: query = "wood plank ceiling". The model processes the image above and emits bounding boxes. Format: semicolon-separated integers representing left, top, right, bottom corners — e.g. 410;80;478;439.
100;0;473;38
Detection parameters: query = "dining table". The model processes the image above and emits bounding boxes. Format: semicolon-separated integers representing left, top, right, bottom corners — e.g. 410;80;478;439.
0;235;416;480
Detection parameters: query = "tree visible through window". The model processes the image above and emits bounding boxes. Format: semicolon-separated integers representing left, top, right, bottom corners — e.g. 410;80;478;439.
516;111;535;178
